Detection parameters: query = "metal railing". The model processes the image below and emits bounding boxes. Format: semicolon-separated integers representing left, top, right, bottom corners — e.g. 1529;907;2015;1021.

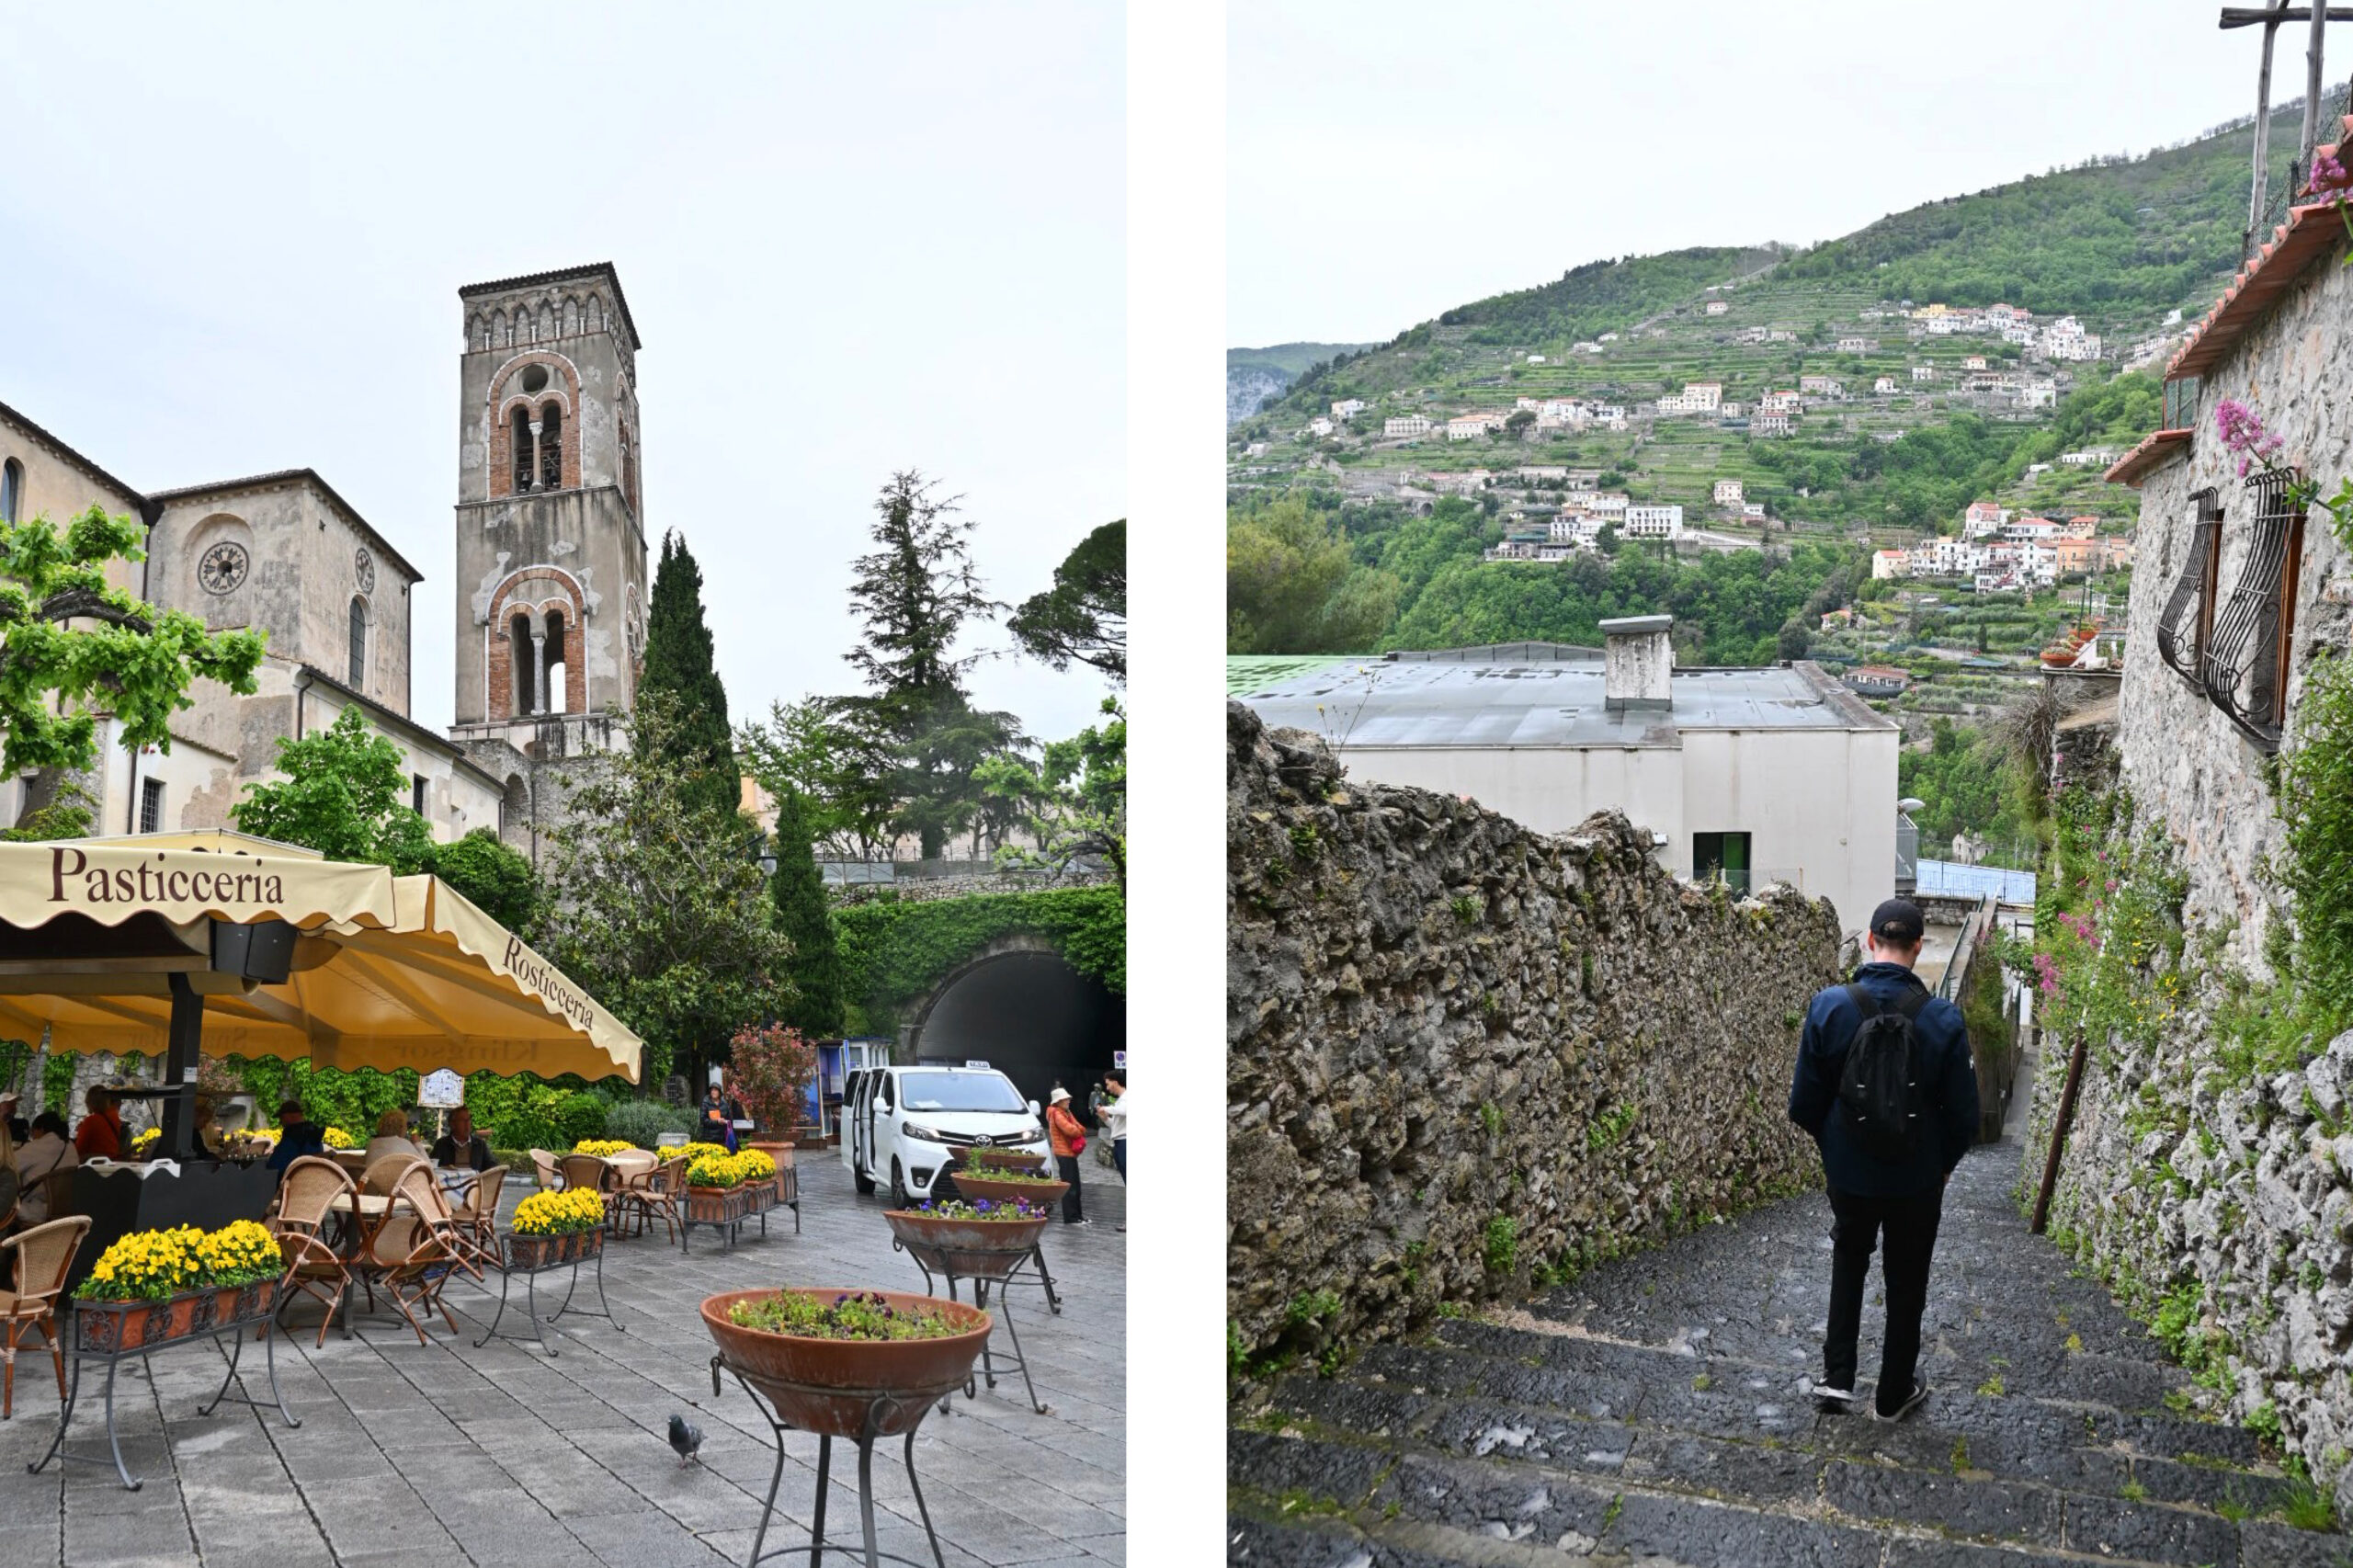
1895;816;1920;893
2202;469;2300;748
2155;487;2222;685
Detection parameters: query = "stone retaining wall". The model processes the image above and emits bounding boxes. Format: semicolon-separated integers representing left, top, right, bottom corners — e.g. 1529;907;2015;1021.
1227;701;1842;1369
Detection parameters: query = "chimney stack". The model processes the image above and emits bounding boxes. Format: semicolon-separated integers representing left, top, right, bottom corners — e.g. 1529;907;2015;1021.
1599;615;1674;710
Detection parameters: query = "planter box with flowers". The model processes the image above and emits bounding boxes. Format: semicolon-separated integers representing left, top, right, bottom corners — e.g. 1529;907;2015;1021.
504;1187;608;1272
73;1220;287;1354
884;1196;1054;1278
702;1287;990;1437
682;1149;767;1226
950;1147;1068;1209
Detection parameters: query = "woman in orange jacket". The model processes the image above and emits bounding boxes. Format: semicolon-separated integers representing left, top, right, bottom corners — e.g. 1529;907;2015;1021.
1046;1086;1091;1226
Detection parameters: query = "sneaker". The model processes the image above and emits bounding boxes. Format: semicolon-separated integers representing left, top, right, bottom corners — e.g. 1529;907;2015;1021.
1873;1377;1929;1423
1809;1381;1857;1409
1064;1218;1091;1227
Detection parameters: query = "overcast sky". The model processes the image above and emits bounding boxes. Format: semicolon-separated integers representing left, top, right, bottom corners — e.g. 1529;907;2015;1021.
0;4;1121;744
1232;0;2307;347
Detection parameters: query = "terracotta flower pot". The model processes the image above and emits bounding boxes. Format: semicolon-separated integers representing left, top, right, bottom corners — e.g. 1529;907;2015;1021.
75;1287;217;1353
508;1229;601;1269
746;1142;795;1168
701;1288;990;1438
214;1280;279;1324
959;1148;1049;1174
883;1209;1053;1278
949;1172;1070;1209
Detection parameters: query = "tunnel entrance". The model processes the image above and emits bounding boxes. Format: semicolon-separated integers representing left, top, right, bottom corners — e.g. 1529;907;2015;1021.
908;948;1125;1114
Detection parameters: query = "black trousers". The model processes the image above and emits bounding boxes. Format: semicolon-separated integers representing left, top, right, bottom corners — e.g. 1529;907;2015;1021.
1824;1182;1945;1410
1057;1153;1084;1221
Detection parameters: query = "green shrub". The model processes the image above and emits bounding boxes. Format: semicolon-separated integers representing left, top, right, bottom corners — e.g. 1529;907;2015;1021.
1483;1215;1519;1276
554;1091;608;1146
604;1098;693;1149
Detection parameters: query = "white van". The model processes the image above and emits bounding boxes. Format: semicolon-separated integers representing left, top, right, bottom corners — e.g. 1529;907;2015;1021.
838;1063;1052;1208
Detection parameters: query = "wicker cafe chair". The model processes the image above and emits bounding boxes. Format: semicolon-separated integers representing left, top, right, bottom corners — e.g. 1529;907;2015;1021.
529;1149;562;1190
269;1156;359;1346
606;1150;657;1238
628;1156;682;1244
364;1161;475;1346
0;1216;91;1418
448;1165;506;1269
556;1154;619;1233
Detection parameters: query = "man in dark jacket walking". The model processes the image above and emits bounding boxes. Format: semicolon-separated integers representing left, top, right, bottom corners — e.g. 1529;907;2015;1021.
1789;898;1979;1422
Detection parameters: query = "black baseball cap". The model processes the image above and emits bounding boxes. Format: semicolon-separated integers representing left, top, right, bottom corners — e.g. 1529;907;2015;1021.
1870;898;1926;945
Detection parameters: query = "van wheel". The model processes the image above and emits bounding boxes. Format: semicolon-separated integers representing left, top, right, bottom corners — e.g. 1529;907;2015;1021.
852;1165;876;1196
891;1157;908;1210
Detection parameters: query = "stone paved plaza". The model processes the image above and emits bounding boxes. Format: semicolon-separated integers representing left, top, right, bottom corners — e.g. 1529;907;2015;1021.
0;1154;1126;1568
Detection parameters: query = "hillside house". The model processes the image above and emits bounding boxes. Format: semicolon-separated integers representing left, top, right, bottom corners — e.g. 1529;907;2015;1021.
1872;549;1908;580
1837;336;1874;354
2060;449;2117;467
1712;479;1745;506
1964;500;2009;536
1844;665;1912;698
1875;376;1899;395
1913;364;1936;382
1447;413;1503;441
1963;355;1989;371
2053;536;2100;576
1383;414;1433;439
2019;381;2059;410
1307;416;1335;437
1752;408;1797;437
1744;502;1768;519
1622;504;1685;540
1525;354;1546;364
1800;375;1845;398
1760;389;1802;413
1238;625;1904;941
2040;316;2102;361
1705;300;1730;315
1586;492;1631;517
1331;398;1367;421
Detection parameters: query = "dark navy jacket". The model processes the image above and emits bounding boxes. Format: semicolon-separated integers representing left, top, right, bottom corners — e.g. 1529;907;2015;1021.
266;1119;327;1172
1788;961;1979;1198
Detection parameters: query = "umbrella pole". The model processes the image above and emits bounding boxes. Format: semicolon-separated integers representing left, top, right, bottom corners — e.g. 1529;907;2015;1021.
156;972;204;1163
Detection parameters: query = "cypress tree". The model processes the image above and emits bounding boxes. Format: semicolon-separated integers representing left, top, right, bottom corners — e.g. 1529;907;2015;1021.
767;786;844;1038
640;529;741;820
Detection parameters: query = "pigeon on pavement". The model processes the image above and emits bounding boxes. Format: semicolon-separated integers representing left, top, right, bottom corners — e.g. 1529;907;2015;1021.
668;1413;704;1467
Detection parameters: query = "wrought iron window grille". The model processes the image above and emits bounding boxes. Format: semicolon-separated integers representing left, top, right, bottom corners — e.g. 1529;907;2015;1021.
2155;487;2222;687
2201;469;2305;749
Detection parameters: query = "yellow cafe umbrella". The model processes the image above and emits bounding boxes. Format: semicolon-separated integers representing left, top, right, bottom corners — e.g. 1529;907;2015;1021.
0;834;641;1108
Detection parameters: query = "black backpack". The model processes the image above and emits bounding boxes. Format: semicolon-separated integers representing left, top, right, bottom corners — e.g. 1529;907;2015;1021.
1836;983;1934;1163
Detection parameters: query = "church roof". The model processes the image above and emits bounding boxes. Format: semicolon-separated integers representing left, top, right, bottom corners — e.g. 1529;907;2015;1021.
144;469;425;588
0;396;151;513
458;262;641;351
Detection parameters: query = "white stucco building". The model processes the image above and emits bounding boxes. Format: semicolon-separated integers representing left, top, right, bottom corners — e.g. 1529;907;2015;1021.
1237;622;1902;943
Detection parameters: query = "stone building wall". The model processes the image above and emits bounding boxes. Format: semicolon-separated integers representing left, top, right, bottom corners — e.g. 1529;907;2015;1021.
2116;230;2353;967
2027;218;2353;1506
1227;702;1842;1366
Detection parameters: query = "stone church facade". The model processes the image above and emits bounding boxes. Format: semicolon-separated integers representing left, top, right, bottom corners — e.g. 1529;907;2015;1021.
0;261;649;861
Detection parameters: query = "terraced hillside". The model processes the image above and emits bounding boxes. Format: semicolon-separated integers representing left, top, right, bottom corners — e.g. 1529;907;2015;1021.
1231;1131;2350;1567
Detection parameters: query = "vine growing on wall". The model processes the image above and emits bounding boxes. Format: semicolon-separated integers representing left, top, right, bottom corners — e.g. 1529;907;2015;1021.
832;886;1125;1034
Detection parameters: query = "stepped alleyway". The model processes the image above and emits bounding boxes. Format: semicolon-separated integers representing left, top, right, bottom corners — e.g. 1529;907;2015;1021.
1230;1121;2352;1568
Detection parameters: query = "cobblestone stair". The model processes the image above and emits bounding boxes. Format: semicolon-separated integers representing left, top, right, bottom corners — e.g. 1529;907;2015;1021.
1229;1138;2353;1567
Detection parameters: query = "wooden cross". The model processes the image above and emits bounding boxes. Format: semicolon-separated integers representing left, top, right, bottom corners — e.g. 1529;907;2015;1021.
2222;5;2349;254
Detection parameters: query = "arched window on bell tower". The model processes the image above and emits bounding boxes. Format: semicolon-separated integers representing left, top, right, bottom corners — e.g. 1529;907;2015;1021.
348;597;369;689
510;405;533;494
544;607;570;713
509;610;539;716
539;403;563;490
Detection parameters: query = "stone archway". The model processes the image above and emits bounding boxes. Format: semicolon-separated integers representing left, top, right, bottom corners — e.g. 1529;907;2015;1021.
901;935;1124;1114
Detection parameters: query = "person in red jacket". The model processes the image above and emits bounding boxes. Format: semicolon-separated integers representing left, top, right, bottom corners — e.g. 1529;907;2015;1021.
1046;1086;1090;1226
73;1086;123;1161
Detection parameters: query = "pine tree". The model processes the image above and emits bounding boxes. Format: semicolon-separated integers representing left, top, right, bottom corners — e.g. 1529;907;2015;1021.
640;529;741;821
767;786;843;1038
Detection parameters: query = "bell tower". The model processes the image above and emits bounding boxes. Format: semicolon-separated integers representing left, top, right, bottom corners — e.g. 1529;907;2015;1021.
449;263;649;756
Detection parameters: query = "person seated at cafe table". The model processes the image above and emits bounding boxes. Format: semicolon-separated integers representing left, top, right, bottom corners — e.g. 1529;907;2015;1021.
431;1108;494;1173
364;1108;426;1165
73;1085;123;1161
266;1100;327;1172
14;1111;77;1225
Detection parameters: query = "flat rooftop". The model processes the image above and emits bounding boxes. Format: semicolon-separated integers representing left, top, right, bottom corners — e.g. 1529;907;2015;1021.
1238;645;1893;748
